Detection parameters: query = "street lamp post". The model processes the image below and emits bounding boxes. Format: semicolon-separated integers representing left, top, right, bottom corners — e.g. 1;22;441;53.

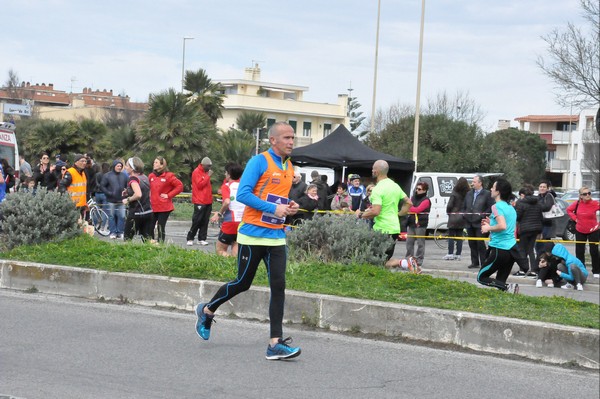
412;0;426;171
370;0;381;135
181;37;194;93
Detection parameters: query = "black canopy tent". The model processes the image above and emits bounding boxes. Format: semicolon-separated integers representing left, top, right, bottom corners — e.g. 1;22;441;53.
291;124;415;191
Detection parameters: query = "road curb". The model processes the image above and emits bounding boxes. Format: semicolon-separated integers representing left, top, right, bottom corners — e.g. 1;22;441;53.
1;260;598;369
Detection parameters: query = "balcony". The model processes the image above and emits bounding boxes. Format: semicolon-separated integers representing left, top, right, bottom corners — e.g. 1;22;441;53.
551;130;572;144
547;158;569;172
294;136;313;148
582;128;599;143
222;94;346;118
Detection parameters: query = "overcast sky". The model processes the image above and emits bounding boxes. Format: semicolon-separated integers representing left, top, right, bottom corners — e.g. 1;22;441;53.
3;0;586;131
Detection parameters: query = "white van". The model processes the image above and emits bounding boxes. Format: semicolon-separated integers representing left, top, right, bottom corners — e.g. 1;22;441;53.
0;122;20;190
409;172;502;230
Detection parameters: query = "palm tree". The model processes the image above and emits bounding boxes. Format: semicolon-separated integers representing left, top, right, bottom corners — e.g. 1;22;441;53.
184;69;225;124
216;129;256;167
235;111;266;134
136;88;217;186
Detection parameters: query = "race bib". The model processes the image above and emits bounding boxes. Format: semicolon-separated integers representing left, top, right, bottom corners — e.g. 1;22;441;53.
261;193;289;225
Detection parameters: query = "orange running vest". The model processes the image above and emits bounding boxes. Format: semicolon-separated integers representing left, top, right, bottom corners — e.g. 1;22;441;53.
241;151;293;229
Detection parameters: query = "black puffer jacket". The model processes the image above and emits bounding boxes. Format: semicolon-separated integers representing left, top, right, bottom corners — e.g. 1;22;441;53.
446;191;466;229
516;195;543;235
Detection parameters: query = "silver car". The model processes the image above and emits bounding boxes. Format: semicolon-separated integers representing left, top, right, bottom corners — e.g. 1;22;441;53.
553;198;575;241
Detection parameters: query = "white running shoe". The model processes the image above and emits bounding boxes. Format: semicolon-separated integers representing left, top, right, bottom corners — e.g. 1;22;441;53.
535;279;542;288
547;283;554;288
506;283;519;294
186;240;194;246
561;283;574;290
199;240;209;246
593;274;600;279
442;254;454;260
576;283;583;291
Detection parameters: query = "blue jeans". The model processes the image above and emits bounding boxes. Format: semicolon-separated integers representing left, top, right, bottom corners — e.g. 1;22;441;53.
447;228;463;256
106;202;126;235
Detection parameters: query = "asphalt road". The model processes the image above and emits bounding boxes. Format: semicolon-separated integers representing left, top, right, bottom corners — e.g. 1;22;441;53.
1;289;598;399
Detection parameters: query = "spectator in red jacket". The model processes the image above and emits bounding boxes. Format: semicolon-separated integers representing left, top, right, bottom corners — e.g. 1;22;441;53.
567;186;600;278
149;156;184;243
186;157;213;246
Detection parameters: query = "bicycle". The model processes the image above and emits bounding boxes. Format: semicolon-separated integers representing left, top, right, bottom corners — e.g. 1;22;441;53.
433;222;467;250
207;212;223;238
87;198;110;236
433;222;449;250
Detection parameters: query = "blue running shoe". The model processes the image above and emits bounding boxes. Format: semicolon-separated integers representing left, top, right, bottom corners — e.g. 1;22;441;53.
265;337;301;360
195;303;215;340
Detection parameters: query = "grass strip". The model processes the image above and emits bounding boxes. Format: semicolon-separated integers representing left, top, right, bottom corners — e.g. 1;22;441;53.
2;235;598;329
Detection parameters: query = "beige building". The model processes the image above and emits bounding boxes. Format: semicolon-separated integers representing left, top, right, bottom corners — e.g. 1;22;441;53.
515;108;599;190
216;64;349;147
1;70;350;150
0;82;147;123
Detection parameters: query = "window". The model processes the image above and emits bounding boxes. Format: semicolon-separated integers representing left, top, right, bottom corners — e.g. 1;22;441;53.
284;92;297;100
556;122;576;131
267;118;276;129
417;177;434;197
323;123;332;137
436;177;456;197
586;117;594;130
224;86;238;95
582;173;594;189
288;120;297;131
303;121;312;137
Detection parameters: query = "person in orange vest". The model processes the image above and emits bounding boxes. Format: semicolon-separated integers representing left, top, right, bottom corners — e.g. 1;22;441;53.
59;154;88;218
194;121;302;360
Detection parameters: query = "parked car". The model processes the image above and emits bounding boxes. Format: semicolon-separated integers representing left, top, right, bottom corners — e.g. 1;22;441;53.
561;190;600;204
553;198;574;241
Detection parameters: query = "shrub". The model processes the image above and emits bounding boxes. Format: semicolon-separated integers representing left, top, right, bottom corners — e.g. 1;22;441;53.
0;188;81;250
287;214;393;265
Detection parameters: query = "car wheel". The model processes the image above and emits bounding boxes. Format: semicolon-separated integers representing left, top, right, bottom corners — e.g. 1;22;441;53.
562;228;575;241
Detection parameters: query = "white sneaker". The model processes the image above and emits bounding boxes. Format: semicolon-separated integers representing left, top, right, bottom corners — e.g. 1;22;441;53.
454;255;461;261
576;283;583;291
535;279;542;288
117;234;124;239
506;283;519;294
547;283;554;288
198;240;209;246
186;240;194;246
442;254;454;260
109;234;117;239
594;274;600;279
561;283;574;290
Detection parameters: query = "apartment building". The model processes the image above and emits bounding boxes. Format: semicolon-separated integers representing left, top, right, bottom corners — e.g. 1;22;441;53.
515;108;599;190
1;69;350;150
0;82;148;122
215;64;349;148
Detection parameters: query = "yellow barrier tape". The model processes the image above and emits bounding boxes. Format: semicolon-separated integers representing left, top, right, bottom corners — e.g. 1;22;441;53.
424;235;598;245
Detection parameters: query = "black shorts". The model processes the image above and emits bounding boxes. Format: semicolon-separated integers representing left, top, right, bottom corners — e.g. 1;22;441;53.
218;231;237;245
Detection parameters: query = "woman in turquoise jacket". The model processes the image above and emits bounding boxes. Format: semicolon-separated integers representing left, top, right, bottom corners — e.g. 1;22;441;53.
552;243;588;291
